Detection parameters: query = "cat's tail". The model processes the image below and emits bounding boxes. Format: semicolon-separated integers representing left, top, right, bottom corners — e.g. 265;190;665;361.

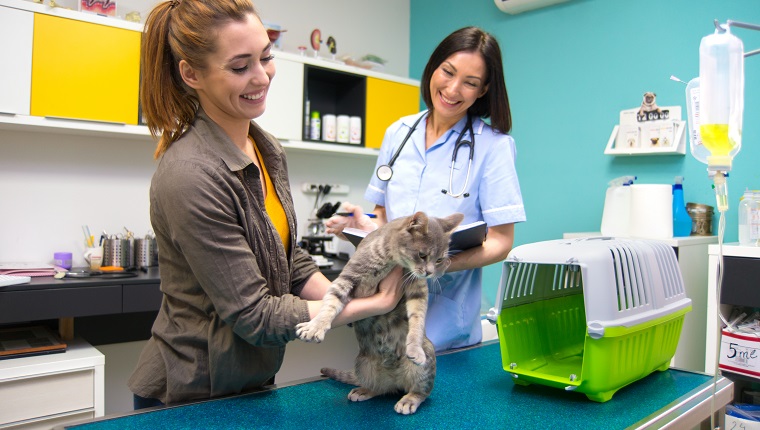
321;367;359;385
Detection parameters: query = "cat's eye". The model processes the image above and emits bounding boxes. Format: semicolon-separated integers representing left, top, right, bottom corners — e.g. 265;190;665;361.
419;252;427;260
436;258;444;264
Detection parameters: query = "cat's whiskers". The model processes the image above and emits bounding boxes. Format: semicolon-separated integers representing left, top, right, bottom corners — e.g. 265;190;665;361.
428;277;443;295
400;270;419;286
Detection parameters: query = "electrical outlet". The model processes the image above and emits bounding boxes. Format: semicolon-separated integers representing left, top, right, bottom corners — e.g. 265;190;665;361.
301;183;350;195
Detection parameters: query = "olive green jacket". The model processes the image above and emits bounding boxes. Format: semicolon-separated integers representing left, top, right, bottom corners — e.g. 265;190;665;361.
128;109;318;404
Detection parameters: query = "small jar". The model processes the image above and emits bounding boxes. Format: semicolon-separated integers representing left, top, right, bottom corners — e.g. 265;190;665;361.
739;190;760;246
53;252;73;270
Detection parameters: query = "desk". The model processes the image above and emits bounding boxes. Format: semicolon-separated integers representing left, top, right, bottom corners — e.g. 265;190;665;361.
60;341;732;430
0;261;345;343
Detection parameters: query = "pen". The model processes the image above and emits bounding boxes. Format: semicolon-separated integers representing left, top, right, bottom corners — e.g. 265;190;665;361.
336;212;377;218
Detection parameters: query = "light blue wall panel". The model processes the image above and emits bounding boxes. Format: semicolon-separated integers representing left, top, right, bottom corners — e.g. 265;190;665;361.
409;0;760;309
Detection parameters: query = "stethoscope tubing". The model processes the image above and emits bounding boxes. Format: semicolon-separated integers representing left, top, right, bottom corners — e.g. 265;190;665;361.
376;112;475;198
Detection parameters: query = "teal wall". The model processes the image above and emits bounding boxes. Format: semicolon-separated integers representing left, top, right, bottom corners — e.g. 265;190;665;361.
409;0;760;309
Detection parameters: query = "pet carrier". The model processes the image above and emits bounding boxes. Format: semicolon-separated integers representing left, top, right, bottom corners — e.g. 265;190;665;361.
486;237;691;402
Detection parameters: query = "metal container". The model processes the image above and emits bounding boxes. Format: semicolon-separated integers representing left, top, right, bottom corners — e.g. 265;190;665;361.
103;238;131;268
135;237;157;268
686;203;714;236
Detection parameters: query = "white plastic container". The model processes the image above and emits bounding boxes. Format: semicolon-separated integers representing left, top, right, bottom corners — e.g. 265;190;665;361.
600;176;635;237
322;114;337;142
738;190;760;246
349;116;362;144
336;115;350;143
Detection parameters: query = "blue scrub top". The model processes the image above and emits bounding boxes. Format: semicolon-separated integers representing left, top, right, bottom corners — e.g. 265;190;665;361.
365;111;526;351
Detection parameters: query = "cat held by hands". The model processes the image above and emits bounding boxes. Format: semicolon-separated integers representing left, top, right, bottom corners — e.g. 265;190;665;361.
296;211;463;414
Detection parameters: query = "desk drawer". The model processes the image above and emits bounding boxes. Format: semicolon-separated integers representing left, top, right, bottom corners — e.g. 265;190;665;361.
0;368;94;425
123;283;162;313
0;285;121;323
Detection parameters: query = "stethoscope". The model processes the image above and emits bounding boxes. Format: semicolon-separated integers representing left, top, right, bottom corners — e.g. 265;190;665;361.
376;112;475;198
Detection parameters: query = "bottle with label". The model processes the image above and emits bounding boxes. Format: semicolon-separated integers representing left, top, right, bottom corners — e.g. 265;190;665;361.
303;99;311;140
309;111;321;140
672;176;692;237
739;189;760;246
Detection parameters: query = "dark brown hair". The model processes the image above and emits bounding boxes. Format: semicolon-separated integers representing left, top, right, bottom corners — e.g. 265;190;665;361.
141;0;258;158
421;27;512;134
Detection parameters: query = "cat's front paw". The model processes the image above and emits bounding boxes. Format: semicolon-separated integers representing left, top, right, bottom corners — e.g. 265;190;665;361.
295;320;329;343
406;343;426;365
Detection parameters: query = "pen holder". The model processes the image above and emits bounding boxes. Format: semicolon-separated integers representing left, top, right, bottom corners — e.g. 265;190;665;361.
103;238;130;268
135;237;157;268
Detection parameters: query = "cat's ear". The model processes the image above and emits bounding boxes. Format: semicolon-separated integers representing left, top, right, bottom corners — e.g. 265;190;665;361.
409;211;430;234
440;213;464;234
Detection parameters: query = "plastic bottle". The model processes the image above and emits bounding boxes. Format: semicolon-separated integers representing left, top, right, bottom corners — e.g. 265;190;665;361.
739;189;760;246
672;176;692;237
309;111;321;140
600;176;636;237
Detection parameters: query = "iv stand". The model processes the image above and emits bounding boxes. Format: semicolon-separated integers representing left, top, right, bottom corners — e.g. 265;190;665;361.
714;19;760;57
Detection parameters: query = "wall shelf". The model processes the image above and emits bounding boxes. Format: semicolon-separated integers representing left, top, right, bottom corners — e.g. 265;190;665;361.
281;140;379;158
0;113;152;141
604;121;687;156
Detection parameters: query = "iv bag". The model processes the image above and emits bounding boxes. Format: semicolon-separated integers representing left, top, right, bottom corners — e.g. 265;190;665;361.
684;78;712;163
698;28;744;171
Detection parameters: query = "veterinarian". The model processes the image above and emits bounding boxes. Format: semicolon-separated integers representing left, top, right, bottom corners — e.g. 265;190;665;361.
128;0;404;409
327;27;526;352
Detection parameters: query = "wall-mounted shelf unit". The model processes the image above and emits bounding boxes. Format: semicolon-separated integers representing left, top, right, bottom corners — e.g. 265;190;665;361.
0;0;419;158
604;120;687;156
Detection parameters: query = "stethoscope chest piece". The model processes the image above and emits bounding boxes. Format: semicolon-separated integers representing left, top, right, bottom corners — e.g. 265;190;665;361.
376;164;393;181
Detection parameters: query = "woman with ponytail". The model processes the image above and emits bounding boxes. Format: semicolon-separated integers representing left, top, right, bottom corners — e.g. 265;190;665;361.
129;0;403;409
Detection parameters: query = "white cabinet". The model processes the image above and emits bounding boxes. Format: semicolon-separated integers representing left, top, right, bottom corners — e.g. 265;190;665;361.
0;5;33;115
705;244;760;374
0;338;104;429
255;56;304;142
563;232;718;372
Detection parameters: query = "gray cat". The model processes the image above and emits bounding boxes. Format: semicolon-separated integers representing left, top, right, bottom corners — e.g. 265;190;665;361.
296;211;463;415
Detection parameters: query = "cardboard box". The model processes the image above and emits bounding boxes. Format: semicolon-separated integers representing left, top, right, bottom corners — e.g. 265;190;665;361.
719;329;760;378
725;415;760;430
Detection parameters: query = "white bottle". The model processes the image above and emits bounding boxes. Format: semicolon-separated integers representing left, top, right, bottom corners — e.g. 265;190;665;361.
349;116;362;144
739;190;760;246
336;115;350;143
600;176;636;237
322;114;337;142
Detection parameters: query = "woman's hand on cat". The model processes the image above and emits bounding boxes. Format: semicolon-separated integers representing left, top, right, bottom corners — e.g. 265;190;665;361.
376;265;405;313
325;202;378;239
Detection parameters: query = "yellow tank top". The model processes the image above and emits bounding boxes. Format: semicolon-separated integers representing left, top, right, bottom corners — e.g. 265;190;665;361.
252;138;290;251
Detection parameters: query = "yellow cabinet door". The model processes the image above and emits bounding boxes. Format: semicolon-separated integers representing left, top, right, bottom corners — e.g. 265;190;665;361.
365;78;419;149
31;14;141;125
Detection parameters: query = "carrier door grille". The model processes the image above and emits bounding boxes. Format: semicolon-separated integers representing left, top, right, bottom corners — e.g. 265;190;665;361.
502;263;582;307
610;245;650;311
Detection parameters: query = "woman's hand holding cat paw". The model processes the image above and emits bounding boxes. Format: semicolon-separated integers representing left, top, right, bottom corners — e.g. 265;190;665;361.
295;321;328;343
406;343;427;365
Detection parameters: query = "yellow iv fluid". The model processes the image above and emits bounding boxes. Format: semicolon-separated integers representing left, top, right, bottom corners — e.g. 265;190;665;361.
699;123;736;156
